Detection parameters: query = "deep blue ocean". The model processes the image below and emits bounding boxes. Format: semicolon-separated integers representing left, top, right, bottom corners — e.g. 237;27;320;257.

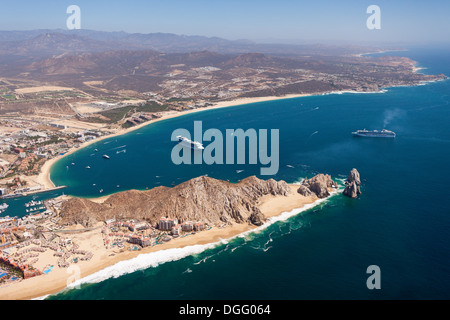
8;46;450;299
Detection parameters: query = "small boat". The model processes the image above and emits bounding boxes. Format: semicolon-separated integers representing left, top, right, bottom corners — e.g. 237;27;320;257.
94;148;98;152
25;200;42;207
99;189;103;193
86;166;91;169
102;155;110;159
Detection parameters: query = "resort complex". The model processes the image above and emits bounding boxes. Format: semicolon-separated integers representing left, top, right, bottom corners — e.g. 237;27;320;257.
0;196;208;286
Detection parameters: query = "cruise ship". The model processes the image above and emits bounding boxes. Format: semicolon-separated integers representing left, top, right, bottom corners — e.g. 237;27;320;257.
176;136;204;150
352;129;396;138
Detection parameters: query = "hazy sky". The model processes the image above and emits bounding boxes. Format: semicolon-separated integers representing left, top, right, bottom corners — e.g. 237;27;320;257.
1;0;449;45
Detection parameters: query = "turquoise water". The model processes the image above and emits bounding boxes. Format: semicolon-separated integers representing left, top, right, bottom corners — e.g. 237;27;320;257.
41;46;450;299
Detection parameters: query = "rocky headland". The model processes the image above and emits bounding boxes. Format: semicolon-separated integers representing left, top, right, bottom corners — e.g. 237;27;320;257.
296;174;338;198
59;174;336;228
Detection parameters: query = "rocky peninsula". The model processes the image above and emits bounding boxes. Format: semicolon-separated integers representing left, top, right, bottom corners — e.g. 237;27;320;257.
0;174;337;300
60;175;307;228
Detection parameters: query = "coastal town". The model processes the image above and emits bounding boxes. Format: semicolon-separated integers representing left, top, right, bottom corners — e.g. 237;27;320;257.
0;104;167;197
0;192;209;285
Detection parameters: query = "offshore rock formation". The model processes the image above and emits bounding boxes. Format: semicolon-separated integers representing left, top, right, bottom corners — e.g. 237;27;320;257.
297;174;337;198
342;168;361;198
59;176;292;228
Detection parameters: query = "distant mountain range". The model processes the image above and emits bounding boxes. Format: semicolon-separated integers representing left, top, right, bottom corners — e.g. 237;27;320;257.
2;28;435;109
0;29;396;60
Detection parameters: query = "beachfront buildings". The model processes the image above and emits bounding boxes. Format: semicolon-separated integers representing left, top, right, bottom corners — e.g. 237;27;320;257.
158;217;178;231
128;235;152;247
171;225;181;236
0;256;42;279
181;221;194;232
194;222;205;232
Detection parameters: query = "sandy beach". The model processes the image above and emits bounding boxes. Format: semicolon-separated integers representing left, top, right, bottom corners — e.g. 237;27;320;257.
0;184;324;300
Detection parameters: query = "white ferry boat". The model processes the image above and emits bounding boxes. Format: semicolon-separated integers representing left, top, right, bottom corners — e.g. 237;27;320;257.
0;203;9;212
176;136;204;150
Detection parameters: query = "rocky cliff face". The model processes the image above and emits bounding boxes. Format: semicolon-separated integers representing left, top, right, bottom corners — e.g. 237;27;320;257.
59;176;292;228
342;168;361;198
297;174;337;198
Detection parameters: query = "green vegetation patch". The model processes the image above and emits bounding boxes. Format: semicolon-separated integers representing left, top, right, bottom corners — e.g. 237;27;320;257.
2;94;17;100
82;101;168;124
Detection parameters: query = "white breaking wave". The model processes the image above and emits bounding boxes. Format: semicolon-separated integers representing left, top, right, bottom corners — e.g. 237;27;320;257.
322;89;388;95
110;145;127;151
244;188;341;237
42;184;342;299
291;177;305;184
65;243;221;291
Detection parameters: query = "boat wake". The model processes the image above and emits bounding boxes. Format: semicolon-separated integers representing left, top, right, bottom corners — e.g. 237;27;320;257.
110;145;127;151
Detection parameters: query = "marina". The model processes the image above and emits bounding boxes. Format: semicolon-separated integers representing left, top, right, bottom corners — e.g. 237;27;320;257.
0;186;67;201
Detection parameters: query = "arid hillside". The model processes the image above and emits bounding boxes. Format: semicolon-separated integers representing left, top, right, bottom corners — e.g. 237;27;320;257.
59;175;293;227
